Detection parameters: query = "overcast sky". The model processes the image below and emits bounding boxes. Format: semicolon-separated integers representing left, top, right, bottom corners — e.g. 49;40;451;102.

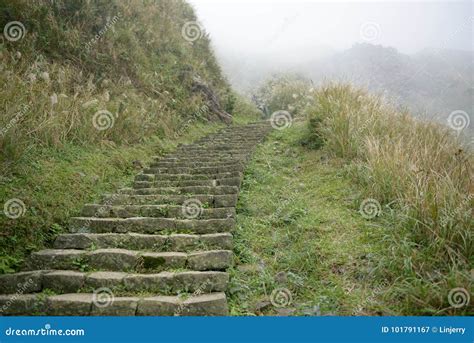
190;0;473;57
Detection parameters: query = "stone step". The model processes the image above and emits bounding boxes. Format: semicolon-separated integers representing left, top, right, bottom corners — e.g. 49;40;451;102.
167;152;248;158
198;131;268;136
176;143;255;148
0;292;228;316
133;177;242;189
170;151;251;157
196;132;267;137
182;140;263;144
143;165;244;175
155;157;244;164
118;185;239;196
69;217;235;234
54;233;233;251
179;147;250;151
81;204;235;219
196;135;266;140
101;194;238;207
149;161;244;168
136;171;242;181
0;270;228;295
27;249;233;272
150;157;246;167
178;142;261;148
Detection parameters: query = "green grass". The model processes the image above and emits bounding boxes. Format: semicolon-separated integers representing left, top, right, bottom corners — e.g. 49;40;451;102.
304;84;472;315
230;122;393;315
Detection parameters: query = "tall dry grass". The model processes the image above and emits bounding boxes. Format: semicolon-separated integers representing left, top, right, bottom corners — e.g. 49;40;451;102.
305;83;472;314
0;0;233;170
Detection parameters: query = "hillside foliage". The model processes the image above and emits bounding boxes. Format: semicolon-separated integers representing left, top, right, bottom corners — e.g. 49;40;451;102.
0;0;235;167
0;0;259;273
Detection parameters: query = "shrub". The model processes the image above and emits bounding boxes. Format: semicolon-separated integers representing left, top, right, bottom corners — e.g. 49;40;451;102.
253;74;313;117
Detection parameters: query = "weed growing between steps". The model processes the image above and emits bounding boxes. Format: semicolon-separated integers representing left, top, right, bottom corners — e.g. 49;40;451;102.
230;122;391;315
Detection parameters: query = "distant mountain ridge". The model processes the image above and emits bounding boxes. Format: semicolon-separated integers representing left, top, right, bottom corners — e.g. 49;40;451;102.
308;44;473;124
220;43;473;134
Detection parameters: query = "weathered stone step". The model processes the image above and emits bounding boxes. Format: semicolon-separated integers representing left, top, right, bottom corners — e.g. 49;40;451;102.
189;140;263;145
69;217;235;234
163;157;247;164
136;171;242;181
178;141;260;146
197;134;267;139
203;133;268;138
54;233;233;251
171;151;252;157
157;155;243;164
133;177;241;189
149;161;244;168
176;145;258;154
0;292;228;316
167;152;249;158
27;249;232;272
144;165;244;175
118;185;239;196
187;141;262;147
81;204;235;219
101;194;238;208
0;270;228;295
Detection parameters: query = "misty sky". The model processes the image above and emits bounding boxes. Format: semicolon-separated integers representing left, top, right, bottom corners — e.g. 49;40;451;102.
190;0;473;57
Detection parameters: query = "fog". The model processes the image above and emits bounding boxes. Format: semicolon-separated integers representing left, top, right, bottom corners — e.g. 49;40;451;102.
191;0;472;56
189;0;473;125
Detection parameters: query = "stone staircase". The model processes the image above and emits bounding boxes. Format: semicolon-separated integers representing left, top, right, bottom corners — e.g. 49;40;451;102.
0;121;272;316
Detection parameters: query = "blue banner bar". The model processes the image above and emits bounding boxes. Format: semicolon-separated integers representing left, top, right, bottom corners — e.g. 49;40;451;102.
0;316;472;343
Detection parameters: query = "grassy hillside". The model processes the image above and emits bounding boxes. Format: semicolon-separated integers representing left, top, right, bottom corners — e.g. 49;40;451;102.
304;84;472;314
243;77;472;315
0;0;234;164
0;0;260;273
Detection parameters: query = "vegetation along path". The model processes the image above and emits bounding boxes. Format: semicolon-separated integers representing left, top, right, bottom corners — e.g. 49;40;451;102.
0;121;272;316
229;121;392;316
